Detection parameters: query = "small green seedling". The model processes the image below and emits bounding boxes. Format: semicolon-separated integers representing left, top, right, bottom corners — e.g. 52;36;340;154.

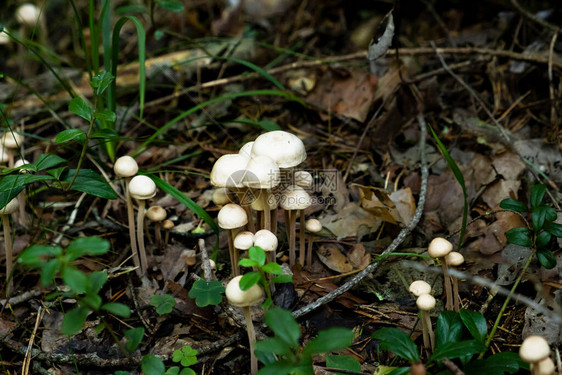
255;307;357;375
188;279;225;307
150;294;177;315
500;184;562;269
140;345;198;375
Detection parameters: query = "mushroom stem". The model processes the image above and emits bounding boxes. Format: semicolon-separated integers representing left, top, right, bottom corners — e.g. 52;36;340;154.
227;230;239;276
2;214;13;295
242;306;258;374
154;222;162;249
289;210;297;267
298;210;306;265
125;179;141;274
136;200;148;275
262;191;271;231
421;310;435;351
452;276;460;312
440;260;454;310
271;208;278;235
306;233;314;268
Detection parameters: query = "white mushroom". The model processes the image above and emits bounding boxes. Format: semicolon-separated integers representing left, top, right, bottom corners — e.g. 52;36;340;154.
244;155;280;232
409;280;432;297
520;336;551;375
445;251;464;312
1;131;24;168
234;231;255;276
280;185;311;267
1;197;19;294
129;175;157;275
146;205;167;249
251;131;306;168
218;204;248;276
416;294;436;352
428;237;454;310
304;218;321;268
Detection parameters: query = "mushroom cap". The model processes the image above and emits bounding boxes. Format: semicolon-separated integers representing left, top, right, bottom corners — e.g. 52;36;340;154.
210;153;249;188
234;231;255;250
294;170;312;188
212;188;233;206
225;275;264;307
14;158;31;173
280;185;311;210
209;259;216;270
146;206;166;222
129;175;157;200
1;197;19;215
1;132;24;149
0;146;8;163
416;294;436;311
162;219;174;230
428;237;453;258
305;218;322;233
217;203;248;229
254;229;278;251
251;131;306;168
114;156;138;177
0;29;10;45
409;280;432;297
243;155;280;189
239;141;254;158
16;4;41;27
445;252;464;266
532;357;555;375
519;336;550;363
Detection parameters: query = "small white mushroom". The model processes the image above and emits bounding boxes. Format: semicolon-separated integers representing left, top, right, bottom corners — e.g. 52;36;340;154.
146;205;167;249
416;294;436;352
1;197;19;295
520;336;551;375
428;237;454;310
445;251;465;312
280;185;311;267
304;218;321;268
218;204;248;276
1;132;23;168
409;280;432;297
234;231;255;276
225;275;264;375
129;175;157;275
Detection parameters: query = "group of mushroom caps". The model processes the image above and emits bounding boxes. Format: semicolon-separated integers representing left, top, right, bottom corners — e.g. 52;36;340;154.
113;156;173;275
210;130;323;276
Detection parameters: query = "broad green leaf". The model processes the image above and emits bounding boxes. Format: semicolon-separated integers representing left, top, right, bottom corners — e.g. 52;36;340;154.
239;271;261;290
460;309;487;343
165;367;180;375
94;109;117;122
249;246;266;266
544;221;562;237
530;184;546;208
532;205;551;231
257;120;281;131
46;166;67;179
371;327;419;363
88;271;108;294
69;96;93;122
256;360;299;375
40;258;61;287
141;354;165;375
499;198;528;213
61;306;89;335
55;129;85;144
271;275;293;284
537;249;556;269
255;337;292;356
435;311;463;347
91;128;119;140
115;4;147;14
17;245;60;266
90;71;114;95
114;371;130;375
81;294;102;310
178;369;196;375
67;236;110;260
387;367;411;375
63;169;117;199
34;154;67;170
430;339;485;361
265;308;301;348
172;345;197;367
261;262;283;275
304;328;354;355
150;294;176;315
505;227;532;247
125;327;145;352
188;280;225;307
239;258;260;268
535;231;551;249
464;352;521;375
102;302;131;317
157;0;184;12
62;266;89;294
325;355;361;375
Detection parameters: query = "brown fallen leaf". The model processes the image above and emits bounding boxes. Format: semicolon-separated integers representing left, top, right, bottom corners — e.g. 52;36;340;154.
320;202;382;239
293;270;366;309
348;243;371;270
316;243;353;273
356;184;399;224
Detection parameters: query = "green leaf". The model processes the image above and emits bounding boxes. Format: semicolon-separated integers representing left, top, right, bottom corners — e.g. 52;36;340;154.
114;371;130;375
40;258;61;287
435;311;463;347
172;345;197;367
18;245;60;266
141;355;166;375
239;271;261;291
88;271;108;294
34;154;67;170
387;367;411;375
55;129;86;144
125;327;145;352
371;327;419;363
261;262;283;275
90;71;114;95
239;258;260;268
249;246;266;266
505;227;532;247
157;0;184;12
255;337;292;356
94;109;117;122
46;166;67;179
532;205;551;231
67;236;110;260
165;367;180;375
69;97;93;122
325;355;361;375
61;306;89;335
460;309;487;343
544;221;562;237
256;120;281;131
304;327;353;355
179;369;196;375
430;340;485;361
102;302;131;317
62;266;89;294
81;294;102;310
530;184;546;208
535;231;551;249
256;360;299;375
188;280;225;307
271;274;293;284
499;198;528;213
537;249;557;269
91;128;119;140
63;169;117;199
265;308;301;348
464;352;521;375
150;294;177;315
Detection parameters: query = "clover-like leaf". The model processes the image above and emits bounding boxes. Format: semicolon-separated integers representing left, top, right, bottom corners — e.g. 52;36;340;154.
150;294;176;315
188;280;225;307
172;345;197;367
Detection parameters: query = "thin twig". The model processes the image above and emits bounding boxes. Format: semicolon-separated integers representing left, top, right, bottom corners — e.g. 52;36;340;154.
292;113;429;318
510;0;561;35
547;32;558;129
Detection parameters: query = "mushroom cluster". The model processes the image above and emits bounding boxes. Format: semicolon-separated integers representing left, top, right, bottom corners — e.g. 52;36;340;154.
409;280;435;352
211;130;323;270
519;335;554;375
